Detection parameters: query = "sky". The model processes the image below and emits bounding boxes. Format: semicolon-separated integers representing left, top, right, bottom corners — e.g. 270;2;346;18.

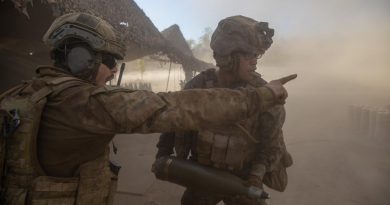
134;0;390;41
132;0;390;107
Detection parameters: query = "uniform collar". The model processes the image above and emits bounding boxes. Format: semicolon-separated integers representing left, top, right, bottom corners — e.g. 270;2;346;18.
35;66;74;78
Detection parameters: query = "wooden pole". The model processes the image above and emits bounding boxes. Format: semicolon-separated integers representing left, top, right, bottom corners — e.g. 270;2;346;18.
374;111;390;140
368;108;378;138
349;105;362;134
349;105;357;133
359;106;370;137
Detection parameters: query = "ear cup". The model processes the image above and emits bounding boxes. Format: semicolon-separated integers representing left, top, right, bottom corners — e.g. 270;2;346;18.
66;46;96;74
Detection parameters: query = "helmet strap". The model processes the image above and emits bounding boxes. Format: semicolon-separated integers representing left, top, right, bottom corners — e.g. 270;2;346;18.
216;53;243;87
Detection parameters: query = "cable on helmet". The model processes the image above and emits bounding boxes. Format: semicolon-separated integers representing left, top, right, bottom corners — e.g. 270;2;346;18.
42;12;126;80
210;15;274;71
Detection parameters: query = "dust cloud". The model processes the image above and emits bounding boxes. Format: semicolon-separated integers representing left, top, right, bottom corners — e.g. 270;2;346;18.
117;1;390;204
253;2;390;205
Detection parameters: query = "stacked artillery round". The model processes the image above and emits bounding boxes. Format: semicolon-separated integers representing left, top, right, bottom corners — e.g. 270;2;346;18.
349;105;390;140
122;82;153;91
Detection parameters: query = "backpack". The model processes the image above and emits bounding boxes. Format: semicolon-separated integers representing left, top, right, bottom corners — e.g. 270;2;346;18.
0;76;82;204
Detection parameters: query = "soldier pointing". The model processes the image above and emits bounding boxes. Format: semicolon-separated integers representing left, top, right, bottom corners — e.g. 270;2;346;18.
0;13;295;205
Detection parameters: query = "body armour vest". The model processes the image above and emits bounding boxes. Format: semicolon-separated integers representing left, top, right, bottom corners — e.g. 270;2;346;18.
0;75;116;205
176;69;267;172
174;69;293;191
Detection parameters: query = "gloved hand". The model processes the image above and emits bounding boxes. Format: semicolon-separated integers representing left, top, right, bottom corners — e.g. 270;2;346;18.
155;148;172;159
265;74;297;104
246;174;263;189
151;156;170;179
231;175;268;205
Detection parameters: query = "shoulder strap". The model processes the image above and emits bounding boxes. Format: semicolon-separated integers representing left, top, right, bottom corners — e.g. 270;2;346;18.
31;76;85;103
47;77;79;86
91;85;131;96
0;83;29;101
1;77;83;104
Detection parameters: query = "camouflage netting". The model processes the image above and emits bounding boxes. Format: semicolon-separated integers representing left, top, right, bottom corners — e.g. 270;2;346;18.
161;24;216;72
44;0;167;61
7;0;212;73
161;24;193;57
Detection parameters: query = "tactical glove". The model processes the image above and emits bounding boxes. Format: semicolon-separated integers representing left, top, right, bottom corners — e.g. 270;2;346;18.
233;175;268;205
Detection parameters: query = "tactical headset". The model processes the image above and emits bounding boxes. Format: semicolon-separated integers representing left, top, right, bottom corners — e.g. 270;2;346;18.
63;45;117;74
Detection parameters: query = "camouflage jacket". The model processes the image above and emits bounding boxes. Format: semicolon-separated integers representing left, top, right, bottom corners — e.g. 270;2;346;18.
157;69;292;177
23;66;277;177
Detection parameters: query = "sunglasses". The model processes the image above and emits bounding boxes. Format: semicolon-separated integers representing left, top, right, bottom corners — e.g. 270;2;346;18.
101;53;117;69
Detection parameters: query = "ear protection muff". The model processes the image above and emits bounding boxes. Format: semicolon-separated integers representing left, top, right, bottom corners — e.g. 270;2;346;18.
66;46;100;74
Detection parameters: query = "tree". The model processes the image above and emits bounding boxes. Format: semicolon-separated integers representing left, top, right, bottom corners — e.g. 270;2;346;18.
191;27;214;63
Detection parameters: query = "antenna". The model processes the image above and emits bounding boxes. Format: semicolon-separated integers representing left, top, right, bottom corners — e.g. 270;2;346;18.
117;63;126;86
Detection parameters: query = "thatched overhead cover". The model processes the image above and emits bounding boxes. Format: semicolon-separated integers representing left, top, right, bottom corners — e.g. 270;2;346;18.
159;25;215;72
46;0;215;72
161;24;193;57
7;0;214;72
41;0;168;61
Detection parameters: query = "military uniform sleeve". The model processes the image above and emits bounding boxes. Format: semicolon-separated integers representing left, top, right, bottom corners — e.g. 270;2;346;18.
92;86;275;134
251;105;293;191
244;76;288;173
252;105;288;172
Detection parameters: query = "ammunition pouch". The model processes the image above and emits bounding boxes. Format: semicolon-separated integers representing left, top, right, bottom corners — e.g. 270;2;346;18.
29;176;79;205
3;150;117;205
196;129;256;172
76;149;117;205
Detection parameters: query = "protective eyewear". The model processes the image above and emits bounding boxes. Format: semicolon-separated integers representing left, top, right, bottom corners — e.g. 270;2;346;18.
240;52;262;60
102;54;117;69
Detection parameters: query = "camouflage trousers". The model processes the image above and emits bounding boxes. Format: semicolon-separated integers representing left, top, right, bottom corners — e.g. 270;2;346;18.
181;189;268;205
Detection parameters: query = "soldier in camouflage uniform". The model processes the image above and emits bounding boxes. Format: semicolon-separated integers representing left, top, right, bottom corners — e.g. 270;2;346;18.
155;16;293;205
0;13;292;205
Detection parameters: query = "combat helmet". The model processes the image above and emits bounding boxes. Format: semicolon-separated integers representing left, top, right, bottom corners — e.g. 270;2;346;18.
43;12;126;60
210;15;274;69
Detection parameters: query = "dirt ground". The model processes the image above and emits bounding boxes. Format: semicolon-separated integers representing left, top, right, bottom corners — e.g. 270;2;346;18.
110;127;390;205
1;36;388;205
1;51;388;204
109;71;390;205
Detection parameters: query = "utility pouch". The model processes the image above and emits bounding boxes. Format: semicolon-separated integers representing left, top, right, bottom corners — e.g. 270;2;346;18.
29;176;79;205
210;134;228;168
76;149;113;205
1;187;27;205
196;130;213;166
224;136;246;170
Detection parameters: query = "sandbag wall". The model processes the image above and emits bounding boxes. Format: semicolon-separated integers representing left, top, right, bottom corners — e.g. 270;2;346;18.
122;82;152;91
349;105;390;140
